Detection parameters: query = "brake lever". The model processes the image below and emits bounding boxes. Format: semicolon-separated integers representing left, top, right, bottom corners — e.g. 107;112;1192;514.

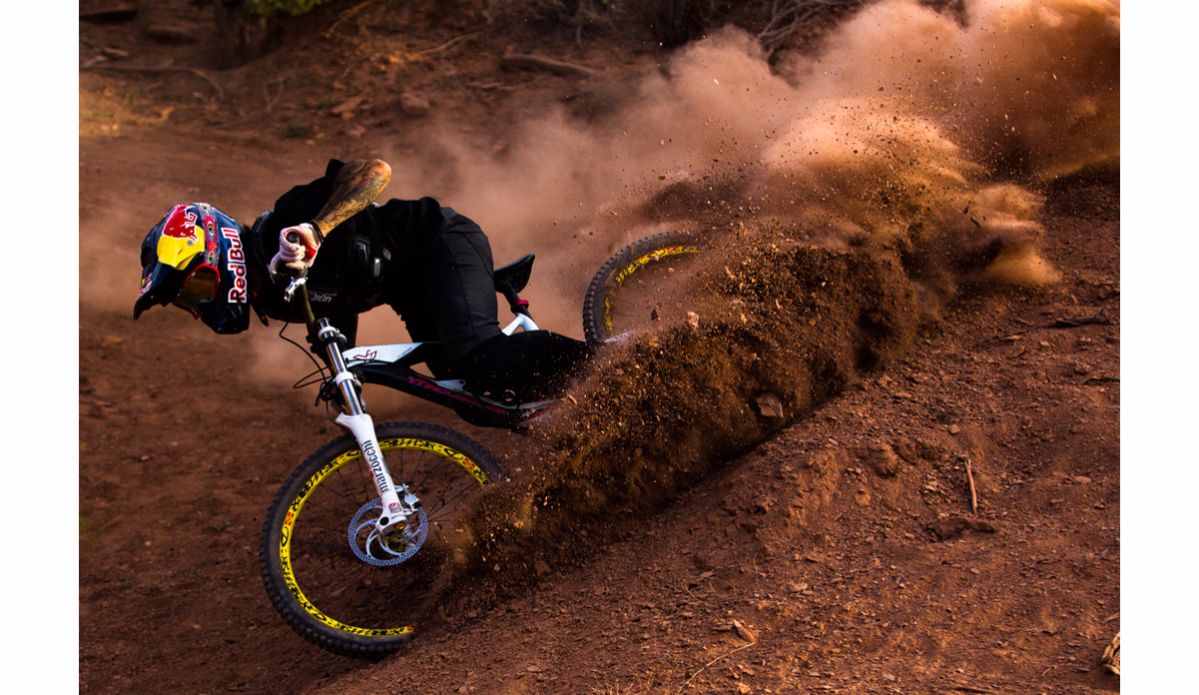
283;275;308;303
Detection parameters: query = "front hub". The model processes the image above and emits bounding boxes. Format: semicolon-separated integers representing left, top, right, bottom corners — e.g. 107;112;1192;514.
348;499;428;566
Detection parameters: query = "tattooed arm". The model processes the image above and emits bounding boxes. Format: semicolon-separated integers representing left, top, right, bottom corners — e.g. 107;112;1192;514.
311;159;392;238
271;159;392;273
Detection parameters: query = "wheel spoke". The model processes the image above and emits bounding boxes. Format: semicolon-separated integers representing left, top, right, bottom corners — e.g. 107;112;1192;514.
331;566;372;620
265;424;501;655
304;494;357;517
297;520;349;537
330;468;366;508
394;448;408;487
291;540;348;557
354;456;371;498
424;485;473;523
307;557;372;594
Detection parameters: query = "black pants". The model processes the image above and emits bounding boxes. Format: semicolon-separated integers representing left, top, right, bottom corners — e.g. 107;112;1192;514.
397;212;592;402
455;331;593;402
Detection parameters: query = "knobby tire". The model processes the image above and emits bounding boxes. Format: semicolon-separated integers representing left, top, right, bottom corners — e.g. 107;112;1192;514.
582;231;706;344
260;421;503;658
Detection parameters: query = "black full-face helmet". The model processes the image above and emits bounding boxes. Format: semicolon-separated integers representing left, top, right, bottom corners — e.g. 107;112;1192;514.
134;203;252;334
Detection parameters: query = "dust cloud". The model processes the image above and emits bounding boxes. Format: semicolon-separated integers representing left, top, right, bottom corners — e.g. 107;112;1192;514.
427;0;1118;585
376;0;1116;338
86;0;1117;407
81;204;150;314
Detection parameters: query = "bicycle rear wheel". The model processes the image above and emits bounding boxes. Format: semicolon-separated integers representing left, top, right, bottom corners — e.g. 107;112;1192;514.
260;421;503;658
583;231;707;344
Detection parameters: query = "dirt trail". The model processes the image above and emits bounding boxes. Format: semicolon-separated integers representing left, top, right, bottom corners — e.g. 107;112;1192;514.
79;2;1119;694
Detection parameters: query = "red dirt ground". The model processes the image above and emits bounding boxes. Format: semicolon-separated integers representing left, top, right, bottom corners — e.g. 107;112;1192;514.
78;2;1120;694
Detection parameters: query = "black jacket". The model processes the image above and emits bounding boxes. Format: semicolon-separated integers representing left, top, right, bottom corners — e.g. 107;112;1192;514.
245;159;449;325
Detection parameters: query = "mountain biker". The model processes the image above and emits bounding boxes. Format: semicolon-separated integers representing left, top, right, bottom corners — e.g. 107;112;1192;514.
133;158;592;402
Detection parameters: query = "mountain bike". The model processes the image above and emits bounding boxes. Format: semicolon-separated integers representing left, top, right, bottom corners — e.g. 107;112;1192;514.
259;230;707;657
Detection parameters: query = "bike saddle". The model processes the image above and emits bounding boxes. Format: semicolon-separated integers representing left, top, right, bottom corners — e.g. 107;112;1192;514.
493;253;534;293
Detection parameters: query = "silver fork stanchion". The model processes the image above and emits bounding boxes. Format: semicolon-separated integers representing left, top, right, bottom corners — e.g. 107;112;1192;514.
283;252;418;537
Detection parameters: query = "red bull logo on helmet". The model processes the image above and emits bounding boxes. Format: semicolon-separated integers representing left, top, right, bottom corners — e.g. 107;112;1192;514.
222;226;248;303
162;205;202;243
156;204;206;270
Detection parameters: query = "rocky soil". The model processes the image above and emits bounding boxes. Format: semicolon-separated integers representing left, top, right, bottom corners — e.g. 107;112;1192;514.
78;1;1121;694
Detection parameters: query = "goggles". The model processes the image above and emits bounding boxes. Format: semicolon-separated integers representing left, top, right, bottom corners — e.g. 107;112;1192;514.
172;264;220;316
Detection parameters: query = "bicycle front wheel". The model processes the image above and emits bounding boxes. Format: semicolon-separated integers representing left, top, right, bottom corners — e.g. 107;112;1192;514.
583;231;707;345
260;421;503;658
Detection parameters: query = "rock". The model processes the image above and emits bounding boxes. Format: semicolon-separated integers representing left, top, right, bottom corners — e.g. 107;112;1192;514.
1102;631;1120;675
98;46;130;60
81;4;139;23
807;447;849;472
500;53;594;78
331;95;365;116
755;393;784;419
732;619;758;643
143;25;200;44
915;439;942;461
533;559;551;576
925;516;996;541
891;438;920;465
859;443;901;478
399;91;431;117
687;311;700;330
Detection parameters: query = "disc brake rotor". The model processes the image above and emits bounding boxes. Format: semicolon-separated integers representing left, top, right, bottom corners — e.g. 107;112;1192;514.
348;499;428;567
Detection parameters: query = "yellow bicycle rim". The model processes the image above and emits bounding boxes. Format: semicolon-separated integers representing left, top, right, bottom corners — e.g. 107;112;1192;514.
603;244;701;334
278;437;489;636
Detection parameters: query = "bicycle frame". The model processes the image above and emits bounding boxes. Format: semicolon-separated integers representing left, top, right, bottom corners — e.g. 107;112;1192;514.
344;313;558;430
282;274;559;538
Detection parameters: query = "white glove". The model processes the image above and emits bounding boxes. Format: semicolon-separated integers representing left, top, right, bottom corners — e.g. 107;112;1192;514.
268;222;322;276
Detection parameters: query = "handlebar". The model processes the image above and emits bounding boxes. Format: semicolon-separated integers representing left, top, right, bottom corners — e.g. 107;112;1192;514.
281;231;310;304
283;231;309;277
281;232;316;327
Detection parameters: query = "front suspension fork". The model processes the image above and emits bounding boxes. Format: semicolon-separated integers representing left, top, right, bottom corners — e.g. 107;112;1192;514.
316;318;419;536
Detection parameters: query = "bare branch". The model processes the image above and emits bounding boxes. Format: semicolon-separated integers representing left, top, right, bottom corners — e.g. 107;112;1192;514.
757;0;870;52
